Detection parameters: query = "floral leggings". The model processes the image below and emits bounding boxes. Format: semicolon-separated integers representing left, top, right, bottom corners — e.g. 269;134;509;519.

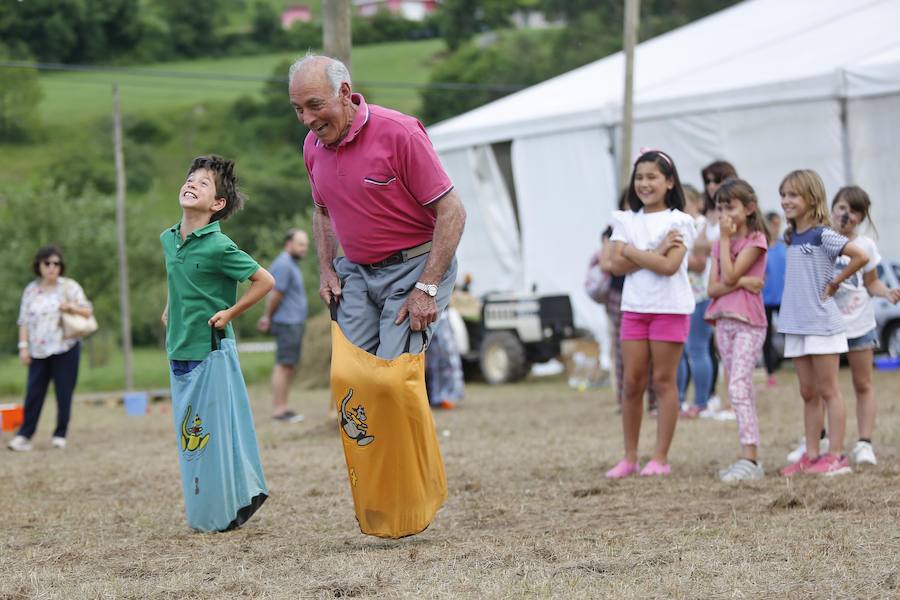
715;318;767;446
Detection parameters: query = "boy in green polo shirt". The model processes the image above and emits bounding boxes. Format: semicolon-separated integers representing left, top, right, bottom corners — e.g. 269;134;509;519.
161;155;274;374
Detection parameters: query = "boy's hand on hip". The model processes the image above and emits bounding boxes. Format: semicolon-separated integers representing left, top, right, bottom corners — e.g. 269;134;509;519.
209;309;233;330
396;289;438;331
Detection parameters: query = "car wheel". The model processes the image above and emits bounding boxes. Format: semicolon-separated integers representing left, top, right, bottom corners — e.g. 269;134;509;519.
884;322;900;358
479;331;528;384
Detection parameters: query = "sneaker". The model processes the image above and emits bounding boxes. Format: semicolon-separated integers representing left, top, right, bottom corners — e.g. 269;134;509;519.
766;375;777;388
806;453;852;476
780;453;814;476
639;459;671;477
605;458;640;479
51;436;66;449
273;410;305;423
787;437;829;464
679;405;702;418
7;435;32;452
851;440;877;466
719;459;764;482
697;408;717;420
437;400;457;410
713;409;736;422
707;395;722;412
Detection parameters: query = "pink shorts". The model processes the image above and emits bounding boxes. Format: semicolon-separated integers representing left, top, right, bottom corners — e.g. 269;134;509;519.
620;311;690;343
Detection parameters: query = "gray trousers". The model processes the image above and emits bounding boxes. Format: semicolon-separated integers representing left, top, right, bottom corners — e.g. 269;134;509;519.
334;254;458;359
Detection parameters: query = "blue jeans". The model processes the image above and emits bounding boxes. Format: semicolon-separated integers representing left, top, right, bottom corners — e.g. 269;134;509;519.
170;360;203;376
677;299;714;408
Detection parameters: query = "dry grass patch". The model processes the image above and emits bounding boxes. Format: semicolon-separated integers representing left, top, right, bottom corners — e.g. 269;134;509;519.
1;367;899;598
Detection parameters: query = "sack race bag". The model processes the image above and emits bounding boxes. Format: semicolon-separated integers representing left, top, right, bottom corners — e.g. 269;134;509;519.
584;251;611;304
330;313;447;539
170;329;268;532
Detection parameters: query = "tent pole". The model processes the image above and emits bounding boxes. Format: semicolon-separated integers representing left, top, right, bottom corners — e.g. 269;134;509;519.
619;0;640;190
839;95;854;184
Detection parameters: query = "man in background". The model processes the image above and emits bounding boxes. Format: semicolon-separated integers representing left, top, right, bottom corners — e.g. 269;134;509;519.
258;229;309;422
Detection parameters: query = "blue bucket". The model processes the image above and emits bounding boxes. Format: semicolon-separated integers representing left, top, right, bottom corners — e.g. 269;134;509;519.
124;392;149;416
874;356;900;371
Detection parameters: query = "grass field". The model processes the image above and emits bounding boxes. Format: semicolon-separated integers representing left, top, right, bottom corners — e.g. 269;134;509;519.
37;39;445;126
2;366;899;598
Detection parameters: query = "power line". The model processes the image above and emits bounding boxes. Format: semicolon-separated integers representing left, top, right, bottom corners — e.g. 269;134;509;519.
0;60;527;93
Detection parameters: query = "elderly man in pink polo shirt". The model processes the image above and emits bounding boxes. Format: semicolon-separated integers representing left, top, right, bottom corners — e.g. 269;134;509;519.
289;55;466;358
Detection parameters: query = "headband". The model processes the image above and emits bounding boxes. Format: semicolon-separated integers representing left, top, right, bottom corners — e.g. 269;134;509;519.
635;147;673;168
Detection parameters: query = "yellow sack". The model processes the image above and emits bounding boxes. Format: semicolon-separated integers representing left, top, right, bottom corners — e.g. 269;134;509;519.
330;320;448;538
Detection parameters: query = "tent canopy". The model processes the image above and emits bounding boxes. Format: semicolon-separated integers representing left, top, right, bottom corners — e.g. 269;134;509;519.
428;0;900;349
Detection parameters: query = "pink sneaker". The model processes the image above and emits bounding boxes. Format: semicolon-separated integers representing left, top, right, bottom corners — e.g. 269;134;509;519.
605;459;640;479
780;452;813;476
766;375;777;388
806;453;852;476
639;459;671;476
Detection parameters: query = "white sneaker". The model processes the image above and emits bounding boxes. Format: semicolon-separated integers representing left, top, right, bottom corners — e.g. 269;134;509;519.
698;408;718;420
51;436;67;449
707;395;722;412
786;437;829;464
719;458;765;482
851;440;877;466
713;409;737;422
7;435;32;452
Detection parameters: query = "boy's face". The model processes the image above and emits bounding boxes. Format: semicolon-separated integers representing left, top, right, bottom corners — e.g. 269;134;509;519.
180;168;225;216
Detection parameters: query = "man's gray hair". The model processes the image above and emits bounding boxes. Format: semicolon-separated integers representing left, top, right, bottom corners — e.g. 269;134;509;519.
288;54;351;96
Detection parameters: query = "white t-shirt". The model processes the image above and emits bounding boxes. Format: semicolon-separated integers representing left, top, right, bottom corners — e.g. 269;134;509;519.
834;234;880;338
610;208;696;314
688;215;712;302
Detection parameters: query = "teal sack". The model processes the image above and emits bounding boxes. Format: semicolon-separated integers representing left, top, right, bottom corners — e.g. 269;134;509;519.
170;331;268;532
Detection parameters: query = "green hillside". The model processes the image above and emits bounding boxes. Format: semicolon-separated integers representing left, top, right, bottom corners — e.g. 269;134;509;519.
40;39;445;126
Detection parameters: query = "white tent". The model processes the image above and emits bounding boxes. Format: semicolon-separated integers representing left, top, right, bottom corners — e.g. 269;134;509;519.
428;0;900;346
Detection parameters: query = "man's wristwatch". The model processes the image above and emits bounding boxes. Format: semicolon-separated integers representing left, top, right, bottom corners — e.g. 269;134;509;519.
414;281;438;297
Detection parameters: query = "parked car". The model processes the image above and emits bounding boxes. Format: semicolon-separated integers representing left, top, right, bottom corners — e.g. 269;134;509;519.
875;258;900;358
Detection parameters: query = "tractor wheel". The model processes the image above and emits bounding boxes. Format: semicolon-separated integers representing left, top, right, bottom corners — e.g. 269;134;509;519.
479;331;529;384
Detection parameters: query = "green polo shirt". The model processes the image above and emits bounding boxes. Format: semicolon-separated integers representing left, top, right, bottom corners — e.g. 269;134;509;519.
161;221;260;360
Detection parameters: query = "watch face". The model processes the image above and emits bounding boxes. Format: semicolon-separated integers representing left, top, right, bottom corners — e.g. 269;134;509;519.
427;285;438;296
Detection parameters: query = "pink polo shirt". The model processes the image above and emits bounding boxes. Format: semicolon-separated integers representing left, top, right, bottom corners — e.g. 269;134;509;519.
303;94;454;265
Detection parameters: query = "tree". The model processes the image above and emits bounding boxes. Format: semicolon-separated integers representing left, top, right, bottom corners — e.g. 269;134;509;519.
0;48;44;143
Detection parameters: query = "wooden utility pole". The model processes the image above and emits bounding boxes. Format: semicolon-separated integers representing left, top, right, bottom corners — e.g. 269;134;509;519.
323;0;353;71
619;0;640;189
112;83;134;391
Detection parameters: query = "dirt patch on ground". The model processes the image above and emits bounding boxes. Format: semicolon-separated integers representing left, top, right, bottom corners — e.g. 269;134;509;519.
2;368;899;598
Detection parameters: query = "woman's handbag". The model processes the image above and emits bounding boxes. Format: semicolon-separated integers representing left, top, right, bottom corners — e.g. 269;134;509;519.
60;281;99;339
330;307;447;538
584;251;612;304
169;329;268;532
61;312;99;339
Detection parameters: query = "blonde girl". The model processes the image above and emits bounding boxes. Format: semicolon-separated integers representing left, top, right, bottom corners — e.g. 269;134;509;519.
777;170;868;477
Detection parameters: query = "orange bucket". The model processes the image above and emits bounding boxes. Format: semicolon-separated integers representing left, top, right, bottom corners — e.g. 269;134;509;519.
0;404;24;432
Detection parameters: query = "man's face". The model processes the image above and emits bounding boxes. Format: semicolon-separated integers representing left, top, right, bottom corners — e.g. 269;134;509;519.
286;232;309;259
289;69;353;146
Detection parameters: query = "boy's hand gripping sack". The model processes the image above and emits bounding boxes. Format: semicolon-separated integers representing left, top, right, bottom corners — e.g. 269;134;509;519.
170;329;268;532
330;312;447;538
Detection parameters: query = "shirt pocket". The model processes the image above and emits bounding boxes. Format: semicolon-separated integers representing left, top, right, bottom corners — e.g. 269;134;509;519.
362;174;397;187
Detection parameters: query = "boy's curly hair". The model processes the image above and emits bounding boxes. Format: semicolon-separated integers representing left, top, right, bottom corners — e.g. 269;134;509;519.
187;155;246;222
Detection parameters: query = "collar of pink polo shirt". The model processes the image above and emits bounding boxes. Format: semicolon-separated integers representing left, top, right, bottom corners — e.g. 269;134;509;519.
316;93;371;150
